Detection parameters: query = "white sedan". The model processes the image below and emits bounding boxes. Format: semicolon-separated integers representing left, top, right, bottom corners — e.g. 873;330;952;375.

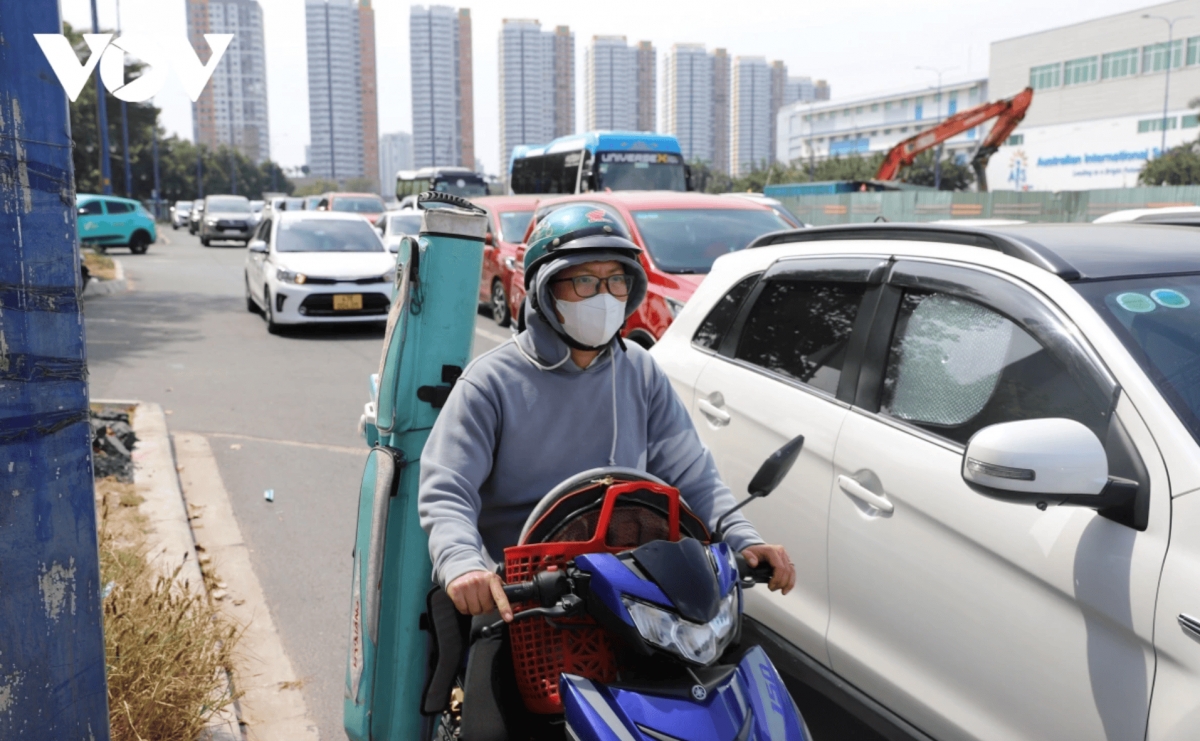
375;209;424;253
243;211;396;334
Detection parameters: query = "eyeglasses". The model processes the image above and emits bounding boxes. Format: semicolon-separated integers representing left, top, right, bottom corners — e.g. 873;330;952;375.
551;274;632;298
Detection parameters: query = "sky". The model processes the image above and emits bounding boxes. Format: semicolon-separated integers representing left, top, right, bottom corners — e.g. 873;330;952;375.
62;0;1164;176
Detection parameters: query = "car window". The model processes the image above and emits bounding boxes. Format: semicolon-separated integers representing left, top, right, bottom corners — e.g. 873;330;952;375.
331;196;385;214
79;201;103;216
880;291;1110;445
693;274;760;351
389;213;423;236
276;219;384;252
631;209;791;274
735;279;868;395
499;211;534;243
106;201;133;214
207;196;251;212
254;219;272;242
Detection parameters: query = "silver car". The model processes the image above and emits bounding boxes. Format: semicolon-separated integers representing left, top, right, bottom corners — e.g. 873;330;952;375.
199;195;254;246
170;200;192;230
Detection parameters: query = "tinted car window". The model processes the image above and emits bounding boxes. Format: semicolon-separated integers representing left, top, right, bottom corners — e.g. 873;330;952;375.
881;291;1110;445
106;201;133;214
389;213;423;236
207;196;251;213
735;280;868;395
332;196;386;213
693;274;760;351
79;201;103;216
631;209;790;274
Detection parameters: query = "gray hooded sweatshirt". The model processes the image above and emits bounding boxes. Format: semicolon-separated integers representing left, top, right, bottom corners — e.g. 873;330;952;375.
418;251;764;588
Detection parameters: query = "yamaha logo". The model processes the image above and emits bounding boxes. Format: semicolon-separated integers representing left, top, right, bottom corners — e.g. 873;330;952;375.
691;684;707;701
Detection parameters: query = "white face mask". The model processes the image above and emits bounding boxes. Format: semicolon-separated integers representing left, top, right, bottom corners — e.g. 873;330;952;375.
556;292;626;348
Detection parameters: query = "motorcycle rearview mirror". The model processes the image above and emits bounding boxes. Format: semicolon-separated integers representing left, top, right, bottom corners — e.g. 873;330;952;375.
714;435;805;538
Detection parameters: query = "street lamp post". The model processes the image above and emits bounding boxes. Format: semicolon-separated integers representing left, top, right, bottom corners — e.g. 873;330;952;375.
116;0;133;198
1144;14;1192;158
917;65;955;190
90;0;113;194
807;101;816;181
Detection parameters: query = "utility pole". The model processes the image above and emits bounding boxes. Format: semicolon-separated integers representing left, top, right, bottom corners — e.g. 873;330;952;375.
116;0;133;198
1144;13;1192;158
90;0;113;194
807;101;815;181
230;149;238;195
1;2;111;738
197;146;204;200
152;119;162;218
917;66;955;190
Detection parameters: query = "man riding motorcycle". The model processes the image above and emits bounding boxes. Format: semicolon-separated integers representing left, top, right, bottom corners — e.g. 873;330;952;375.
418;203;796;626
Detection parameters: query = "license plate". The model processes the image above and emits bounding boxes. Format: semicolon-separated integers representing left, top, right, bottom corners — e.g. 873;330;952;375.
333;294;363;311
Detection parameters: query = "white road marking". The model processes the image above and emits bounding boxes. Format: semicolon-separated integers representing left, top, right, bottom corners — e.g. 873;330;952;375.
200;431;362;455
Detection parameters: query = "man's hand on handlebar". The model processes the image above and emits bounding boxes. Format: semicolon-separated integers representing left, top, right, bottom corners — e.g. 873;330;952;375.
741;544;796;595
447;570;513;622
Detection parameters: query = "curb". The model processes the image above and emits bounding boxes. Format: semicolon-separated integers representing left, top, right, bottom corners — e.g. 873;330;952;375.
113;401;242;741
83;258;127;298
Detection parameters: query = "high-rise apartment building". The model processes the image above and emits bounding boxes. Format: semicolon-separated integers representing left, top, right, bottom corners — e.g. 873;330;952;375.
663;44;714;165
585;36;637;131
731;56;772;176
769;61;787;163
552;26;575;138
815;79;831;101
379;132;413;194
305;0;380;187
782;76;832;105
711;48;731;173
498;19;574;168
410;5;475;169
636;41;656;132
186;0;270;163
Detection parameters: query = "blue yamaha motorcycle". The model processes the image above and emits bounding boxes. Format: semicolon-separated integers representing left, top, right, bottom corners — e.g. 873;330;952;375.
422;436;812;741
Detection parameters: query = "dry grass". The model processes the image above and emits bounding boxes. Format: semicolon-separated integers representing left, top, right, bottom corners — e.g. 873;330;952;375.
96;478;242;741
84;251;116;280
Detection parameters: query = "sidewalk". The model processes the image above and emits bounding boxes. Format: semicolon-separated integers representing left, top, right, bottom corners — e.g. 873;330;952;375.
119;401;321;741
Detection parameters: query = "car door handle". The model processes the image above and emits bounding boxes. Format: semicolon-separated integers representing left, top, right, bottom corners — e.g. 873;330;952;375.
697;398;731;426
838;474;894;515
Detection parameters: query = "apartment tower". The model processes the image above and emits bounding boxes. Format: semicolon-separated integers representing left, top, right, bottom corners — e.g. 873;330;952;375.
410;5;475;169
636;41;657;132
498;19;574;167
663;44;714;165
769;61;787;163
711;48;731;173
552;26;575;138
379;132;413;194
304;0;380;187
186;0;271;162
731;56;772;176
585;37;637;131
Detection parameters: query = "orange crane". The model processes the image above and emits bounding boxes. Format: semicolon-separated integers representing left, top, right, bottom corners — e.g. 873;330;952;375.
875;87;1034;191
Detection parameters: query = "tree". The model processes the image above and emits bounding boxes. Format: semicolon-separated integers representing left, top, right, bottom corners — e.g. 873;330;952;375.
344;177;377;193
63;23;292;203
1139;142;1200;185
294;179;339;197
899;150;975;191
687;160;733;194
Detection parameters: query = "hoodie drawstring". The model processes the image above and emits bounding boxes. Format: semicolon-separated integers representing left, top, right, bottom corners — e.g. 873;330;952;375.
609;348;618;465
514;336;572;371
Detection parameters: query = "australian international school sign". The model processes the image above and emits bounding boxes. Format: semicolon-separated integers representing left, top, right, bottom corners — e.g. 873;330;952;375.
34;33;232;103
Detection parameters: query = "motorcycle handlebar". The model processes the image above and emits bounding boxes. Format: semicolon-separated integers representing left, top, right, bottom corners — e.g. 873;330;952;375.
501;569;571;607
735;554;775;584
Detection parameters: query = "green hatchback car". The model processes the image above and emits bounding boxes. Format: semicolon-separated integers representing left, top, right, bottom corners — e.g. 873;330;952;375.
77;194;157;254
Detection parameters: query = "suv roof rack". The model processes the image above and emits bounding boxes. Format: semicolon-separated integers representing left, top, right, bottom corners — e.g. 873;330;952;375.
749;224;1079;281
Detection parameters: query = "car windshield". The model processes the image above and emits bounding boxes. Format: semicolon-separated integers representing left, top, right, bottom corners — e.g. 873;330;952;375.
631;209;790;273
499;211;534;243
434;178;489;197
332;196;386;213
176;201;192;209
1076;275;1200;445
276;219;384;253
596;153;687;192
207;197;250;213
389;213;423;235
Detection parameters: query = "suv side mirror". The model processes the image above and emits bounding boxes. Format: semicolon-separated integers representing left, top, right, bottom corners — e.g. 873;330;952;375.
962;418;1137;510
484;232;494;246
247;239;268;253
748;434;806;498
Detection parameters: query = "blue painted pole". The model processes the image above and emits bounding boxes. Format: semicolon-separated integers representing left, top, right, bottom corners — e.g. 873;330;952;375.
0;1;111;739
90;0;113;195
116;0;133;198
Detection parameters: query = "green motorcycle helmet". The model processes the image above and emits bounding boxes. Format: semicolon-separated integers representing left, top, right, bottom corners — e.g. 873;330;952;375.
523;204;642;289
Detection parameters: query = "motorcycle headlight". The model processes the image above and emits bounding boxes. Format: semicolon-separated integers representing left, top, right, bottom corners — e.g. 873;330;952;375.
276;269;307;285
622;592;738;666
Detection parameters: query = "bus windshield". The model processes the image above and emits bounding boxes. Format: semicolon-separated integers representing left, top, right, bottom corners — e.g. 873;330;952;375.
596;152;687;192
434;177;488;198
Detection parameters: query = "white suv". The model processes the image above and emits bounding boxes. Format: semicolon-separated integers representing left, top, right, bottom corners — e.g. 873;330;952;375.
651;223;1200;741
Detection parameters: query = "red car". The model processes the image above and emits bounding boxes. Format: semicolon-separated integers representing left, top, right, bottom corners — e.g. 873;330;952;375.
474;195;540;326
508;192;792;347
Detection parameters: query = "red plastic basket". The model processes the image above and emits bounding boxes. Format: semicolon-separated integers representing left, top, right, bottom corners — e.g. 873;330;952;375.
504;481;683;714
